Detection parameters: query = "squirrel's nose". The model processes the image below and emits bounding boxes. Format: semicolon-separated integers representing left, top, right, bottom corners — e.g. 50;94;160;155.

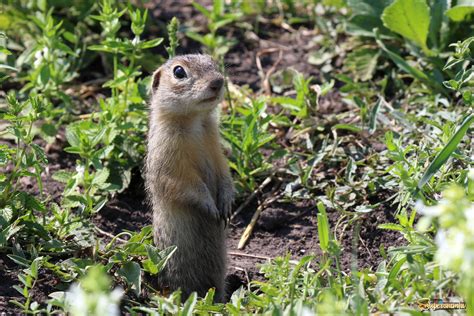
209;78;224;92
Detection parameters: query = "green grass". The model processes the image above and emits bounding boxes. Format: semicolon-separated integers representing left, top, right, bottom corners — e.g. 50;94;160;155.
0;0;473;314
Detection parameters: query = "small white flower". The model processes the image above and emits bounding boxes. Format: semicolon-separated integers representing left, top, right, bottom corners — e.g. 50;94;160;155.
75;165;85;177
33;49;43;68
65;284;88;316
132;36;140;46
416;200;443;217
468;168;474;180
65;283;123;316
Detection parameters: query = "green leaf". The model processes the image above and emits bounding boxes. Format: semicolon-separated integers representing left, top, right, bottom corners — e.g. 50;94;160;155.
31;143;48;164
92;197;107;213
388;256;407;283
347;0;392;16
140;38;164;50
192;2;211;19
381;0;431;54
418;113;474;189
332;124;362;133
369;97;383;134
118;261;142;296
378;223;404;231
65;125;80;147
374;30;446;94
446;1;474;22
8;254;30;267
30;257;44;279
317;202;330;252
429;0;448;48
40;123;57;137
345;48;380;81
52;170;74;183
182;292;197;316
92;168;109;187
0;64;17;71
39;65;51;85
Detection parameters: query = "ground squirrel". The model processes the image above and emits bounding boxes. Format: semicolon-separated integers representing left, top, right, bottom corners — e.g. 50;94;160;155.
145;54;234;302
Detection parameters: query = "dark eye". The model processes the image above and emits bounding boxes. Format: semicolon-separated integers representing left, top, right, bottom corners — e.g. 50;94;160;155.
173;66;187;79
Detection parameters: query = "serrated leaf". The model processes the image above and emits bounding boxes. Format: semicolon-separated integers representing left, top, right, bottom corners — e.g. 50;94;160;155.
52;170;74;183
65;125;80;147
31;143;48;164
345;48;380;81
92;168;109;187
382;0;431;54
378;223;404;231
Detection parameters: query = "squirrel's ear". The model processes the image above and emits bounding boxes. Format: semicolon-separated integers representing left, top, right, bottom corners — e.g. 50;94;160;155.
151;67;162;93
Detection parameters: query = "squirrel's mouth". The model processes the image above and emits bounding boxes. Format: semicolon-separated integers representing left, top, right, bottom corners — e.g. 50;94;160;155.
201;94;221;103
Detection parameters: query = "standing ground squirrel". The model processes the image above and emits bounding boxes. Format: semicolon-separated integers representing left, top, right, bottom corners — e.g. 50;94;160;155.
145;54;234;302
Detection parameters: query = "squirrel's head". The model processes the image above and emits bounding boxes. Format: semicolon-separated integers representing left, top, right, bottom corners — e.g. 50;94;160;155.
150;54;224;115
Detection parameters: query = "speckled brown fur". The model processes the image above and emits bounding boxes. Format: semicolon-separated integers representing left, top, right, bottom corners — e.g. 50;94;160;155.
145;54;234;302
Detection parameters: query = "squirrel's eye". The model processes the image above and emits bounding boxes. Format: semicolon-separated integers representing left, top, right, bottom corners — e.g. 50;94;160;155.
173;66;187;79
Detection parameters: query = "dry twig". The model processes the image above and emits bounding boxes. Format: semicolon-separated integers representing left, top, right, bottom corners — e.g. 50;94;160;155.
237;190;283;250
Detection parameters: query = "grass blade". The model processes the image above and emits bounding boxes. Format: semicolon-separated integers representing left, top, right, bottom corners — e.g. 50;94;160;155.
317;202;330;252
418;112;474;189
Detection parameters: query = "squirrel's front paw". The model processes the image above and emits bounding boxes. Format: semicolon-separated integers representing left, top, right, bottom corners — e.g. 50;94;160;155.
216;188;234;222
203;198;220;221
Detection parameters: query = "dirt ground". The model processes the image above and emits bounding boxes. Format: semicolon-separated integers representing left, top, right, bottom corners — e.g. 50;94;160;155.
0;0;407;310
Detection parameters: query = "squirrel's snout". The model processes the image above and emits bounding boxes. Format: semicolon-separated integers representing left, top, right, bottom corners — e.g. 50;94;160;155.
209;78;224;92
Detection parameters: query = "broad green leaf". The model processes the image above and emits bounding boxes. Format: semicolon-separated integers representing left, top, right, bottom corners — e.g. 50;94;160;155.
92;168;110;187
381;0;431;54
418;113;474;189
65;125;81;147
118;261;142;296
446;0;474;22
40;123;57;137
